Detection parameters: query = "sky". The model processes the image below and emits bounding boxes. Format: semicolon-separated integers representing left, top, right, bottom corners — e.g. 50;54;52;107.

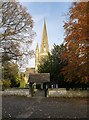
19;2;72;70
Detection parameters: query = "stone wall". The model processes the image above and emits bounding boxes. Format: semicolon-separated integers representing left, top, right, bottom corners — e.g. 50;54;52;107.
1;88;30;97
47;88;88;98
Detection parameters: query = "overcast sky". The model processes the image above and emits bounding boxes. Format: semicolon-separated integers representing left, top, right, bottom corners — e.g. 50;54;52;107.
19;2;72;70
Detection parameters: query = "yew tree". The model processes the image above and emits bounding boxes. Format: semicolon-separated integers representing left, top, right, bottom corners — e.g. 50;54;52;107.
38;44;66;86
62;2;89;85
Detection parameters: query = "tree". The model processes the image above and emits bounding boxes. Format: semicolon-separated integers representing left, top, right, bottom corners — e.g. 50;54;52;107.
0;2;35;65
62;2;89;86
38;44;66;87
3;62;20;87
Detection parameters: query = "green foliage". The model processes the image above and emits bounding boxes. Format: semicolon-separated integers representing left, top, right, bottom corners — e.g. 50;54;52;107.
3;62;20;87
19;80;26;88
19;72;26;88
38;44;66;86
2;80;11;89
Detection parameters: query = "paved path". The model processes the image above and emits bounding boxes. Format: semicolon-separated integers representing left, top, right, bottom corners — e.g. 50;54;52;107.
33;90;45;98
2;96;89;119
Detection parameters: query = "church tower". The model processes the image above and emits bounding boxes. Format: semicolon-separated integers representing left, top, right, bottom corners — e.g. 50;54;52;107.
35;43;39;72
35;19;49;72
40;19;49;61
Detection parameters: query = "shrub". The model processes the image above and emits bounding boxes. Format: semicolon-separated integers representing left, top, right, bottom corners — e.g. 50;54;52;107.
2;80;11;90
19;80;26;88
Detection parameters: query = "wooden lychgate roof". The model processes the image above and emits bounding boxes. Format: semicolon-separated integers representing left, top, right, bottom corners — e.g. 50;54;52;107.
29;73;50;83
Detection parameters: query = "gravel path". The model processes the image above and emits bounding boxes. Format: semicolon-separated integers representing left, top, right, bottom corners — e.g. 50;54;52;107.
2;96;89;119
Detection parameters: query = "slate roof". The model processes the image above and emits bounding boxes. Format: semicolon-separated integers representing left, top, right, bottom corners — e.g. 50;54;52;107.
29;73;50;83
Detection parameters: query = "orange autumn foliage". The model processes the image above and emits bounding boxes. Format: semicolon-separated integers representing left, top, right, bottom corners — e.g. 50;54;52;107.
62;2;89;84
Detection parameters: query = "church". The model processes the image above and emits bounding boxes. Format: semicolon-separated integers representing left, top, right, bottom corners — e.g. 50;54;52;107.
25;19;49;81
35;19;49;72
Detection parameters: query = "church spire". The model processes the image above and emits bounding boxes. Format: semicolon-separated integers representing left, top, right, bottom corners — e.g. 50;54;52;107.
35;19;49;72
35;43;39;72
40;18;49;55
36;43;39;51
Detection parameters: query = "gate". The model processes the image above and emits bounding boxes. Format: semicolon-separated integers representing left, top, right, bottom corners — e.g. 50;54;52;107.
29;73;50;97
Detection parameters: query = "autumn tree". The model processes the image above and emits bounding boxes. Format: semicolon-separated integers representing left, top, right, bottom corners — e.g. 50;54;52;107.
62;2;89;86
0;2;35;65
